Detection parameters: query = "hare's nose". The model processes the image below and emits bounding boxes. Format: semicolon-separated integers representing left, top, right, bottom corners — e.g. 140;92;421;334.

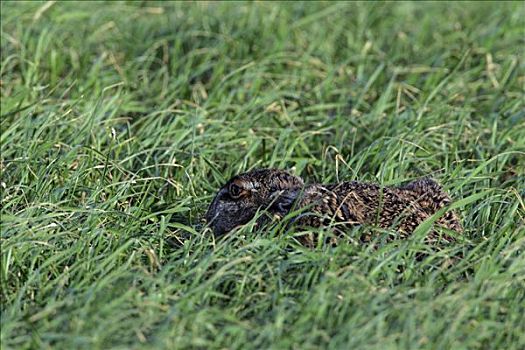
206;189;228;220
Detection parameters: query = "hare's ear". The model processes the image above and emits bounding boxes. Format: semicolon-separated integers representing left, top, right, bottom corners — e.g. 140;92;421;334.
402;177;442;194
269;189;299;215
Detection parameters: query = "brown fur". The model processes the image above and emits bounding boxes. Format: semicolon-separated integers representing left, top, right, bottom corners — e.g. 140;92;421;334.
206;169;462;245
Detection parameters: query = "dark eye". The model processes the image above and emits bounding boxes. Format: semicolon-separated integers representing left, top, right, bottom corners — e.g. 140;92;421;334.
229;183;243;198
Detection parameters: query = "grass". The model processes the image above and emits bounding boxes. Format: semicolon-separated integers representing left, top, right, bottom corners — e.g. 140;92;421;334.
1;1;524;349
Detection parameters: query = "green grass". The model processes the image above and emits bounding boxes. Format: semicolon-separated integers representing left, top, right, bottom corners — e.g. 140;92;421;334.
1;1;524;349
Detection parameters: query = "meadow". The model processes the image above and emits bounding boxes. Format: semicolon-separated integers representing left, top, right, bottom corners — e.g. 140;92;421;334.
1;1;524;349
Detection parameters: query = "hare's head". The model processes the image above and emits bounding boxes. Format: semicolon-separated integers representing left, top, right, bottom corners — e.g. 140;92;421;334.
205;169;304;235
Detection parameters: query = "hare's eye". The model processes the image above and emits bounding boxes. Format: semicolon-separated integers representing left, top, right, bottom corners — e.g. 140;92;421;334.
229;184;243;198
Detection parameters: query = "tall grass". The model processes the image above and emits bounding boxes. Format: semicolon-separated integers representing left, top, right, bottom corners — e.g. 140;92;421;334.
1;1;524;349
